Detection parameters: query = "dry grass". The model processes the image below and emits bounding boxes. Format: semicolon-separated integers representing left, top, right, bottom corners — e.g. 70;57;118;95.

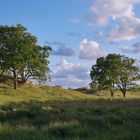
0;82;140;105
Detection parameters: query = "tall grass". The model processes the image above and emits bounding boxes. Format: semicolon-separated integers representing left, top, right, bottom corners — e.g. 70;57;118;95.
0;83;140;139
0;99;139;140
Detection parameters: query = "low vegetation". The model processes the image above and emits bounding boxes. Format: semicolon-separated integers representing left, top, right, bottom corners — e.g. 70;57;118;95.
0;82;140;140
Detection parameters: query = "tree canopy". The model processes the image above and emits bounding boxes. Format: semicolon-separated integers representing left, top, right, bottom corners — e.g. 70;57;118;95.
0;24;51;89
90;54;140;97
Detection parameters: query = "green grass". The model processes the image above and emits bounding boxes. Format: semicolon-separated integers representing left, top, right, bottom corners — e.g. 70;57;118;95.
0;83;140;140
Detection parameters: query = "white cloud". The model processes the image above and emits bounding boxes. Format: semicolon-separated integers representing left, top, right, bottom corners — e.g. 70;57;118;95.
136;59;140;68
46;41;76;56
48;59;90;88
86;0;139;26
52;46;76;56
79;38;105;60
109;17;140;41
85;0;140;41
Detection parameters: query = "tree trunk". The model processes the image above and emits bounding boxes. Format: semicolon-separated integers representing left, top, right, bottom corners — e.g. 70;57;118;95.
21;75;26;83
122;91;126;98
110;84;114;97
13;70;17;90
111;91;114;97
117;84;126;98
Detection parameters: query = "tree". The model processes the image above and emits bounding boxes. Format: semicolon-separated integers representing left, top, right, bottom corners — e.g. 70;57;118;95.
90;55;119;97
104;54;122;97
0;24;51;89
90;54;140;97
90;57;106;92
19;45;51;83
116;56;139;97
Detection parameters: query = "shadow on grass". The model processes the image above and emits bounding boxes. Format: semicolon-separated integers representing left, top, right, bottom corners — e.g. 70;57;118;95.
0;99;140;140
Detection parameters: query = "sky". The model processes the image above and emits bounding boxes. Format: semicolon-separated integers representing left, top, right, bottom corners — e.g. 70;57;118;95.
0;0;140;88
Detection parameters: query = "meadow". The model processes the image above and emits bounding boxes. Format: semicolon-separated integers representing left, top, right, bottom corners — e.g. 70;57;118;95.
0;83;140;140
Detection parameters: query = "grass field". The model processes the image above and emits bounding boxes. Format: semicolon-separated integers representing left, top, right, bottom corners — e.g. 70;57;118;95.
0;83;140;140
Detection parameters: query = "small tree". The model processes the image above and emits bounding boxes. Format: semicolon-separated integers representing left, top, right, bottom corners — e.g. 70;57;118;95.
0;24;51;89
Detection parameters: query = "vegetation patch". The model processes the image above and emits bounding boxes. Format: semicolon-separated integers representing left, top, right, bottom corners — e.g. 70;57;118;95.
0;84;139;140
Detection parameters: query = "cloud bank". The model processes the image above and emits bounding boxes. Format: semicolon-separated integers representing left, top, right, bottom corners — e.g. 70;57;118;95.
46;41;76;56
79;38;105;60
85;0;140;41
48;59;90;88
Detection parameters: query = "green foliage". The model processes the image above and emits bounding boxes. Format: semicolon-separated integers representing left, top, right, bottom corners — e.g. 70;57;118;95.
0;24;51;89
90;54;140;97
116;56;140;97
20;45;51;82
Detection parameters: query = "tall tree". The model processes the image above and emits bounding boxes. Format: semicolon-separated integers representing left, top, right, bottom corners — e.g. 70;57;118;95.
19;45;51;83
90;55;119;97
116;56;139;97
90;54;140;97
104;54;122;97
0;24;51;89
90;57;106;91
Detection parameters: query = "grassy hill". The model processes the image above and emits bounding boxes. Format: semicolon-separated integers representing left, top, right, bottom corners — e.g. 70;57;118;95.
0;82;140;140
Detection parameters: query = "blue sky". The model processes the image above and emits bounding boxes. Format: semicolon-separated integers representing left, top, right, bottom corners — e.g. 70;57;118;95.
1;0;140;88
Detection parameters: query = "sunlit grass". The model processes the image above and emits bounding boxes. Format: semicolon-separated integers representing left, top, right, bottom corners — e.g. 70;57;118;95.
0;83;140;139
0;83;140;105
